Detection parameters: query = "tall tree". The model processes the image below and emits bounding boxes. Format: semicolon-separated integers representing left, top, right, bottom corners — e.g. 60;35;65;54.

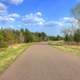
74;28;80;43
72;3;80;21
24;29;34;42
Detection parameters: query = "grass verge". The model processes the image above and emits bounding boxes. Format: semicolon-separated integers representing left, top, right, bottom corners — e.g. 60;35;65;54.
0;43;32;74
48;41;80;56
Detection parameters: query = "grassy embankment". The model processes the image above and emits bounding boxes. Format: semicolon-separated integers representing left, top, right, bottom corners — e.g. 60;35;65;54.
48;41;80;56
0;43;32;74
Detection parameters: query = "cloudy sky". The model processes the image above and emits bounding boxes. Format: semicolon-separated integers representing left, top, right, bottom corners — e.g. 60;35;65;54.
0;0;79;35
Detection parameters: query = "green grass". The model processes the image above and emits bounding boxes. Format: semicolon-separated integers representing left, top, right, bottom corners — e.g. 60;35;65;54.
48;41;80;56
0;43;32;74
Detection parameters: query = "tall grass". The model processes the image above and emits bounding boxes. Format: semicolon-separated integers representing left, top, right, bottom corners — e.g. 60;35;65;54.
0;43;31;74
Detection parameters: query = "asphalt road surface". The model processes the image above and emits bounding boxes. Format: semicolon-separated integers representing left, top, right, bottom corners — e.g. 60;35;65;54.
0;43;80;80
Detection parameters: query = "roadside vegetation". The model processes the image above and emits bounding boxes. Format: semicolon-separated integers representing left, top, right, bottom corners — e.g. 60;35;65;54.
0;28;48;73
0;28;48;48
0;43;32;74
48;41;80;56
48;3;80;56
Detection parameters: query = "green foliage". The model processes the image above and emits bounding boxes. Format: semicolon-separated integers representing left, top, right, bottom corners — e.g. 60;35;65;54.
74;28;80;43
0;42;8;48
33;32;48;42
64;34;73;42
63;28;80;43
0;28;48;48
24;29;34;42
48;35;63;41
0;32;4;41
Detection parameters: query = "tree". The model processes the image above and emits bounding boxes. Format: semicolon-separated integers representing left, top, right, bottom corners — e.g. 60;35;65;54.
0;28;48;48
24;29;34;42
62;28;74;42
0;30;4;42
72;3;80;21
74;28;80;43
40;32;47;41
2;29;15;44
20;29;25;43
72;3;80;28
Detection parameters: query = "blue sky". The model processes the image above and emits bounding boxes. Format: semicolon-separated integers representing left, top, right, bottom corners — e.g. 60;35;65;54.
0;0;79;35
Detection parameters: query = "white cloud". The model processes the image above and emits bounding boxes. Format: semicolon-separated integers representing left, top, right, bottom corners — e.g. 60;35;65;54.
8;13;20;18
39;21;63;27
50;17;79;28
22;12;65;27
36;12;42;17
0;2;7;13
0;13;20;23
62;17;78;23
0;0;24;5
41;17;78;27
22;12;45;25
10;0;24;5
0;10;77;29
59;17;79;28
0;15;15;23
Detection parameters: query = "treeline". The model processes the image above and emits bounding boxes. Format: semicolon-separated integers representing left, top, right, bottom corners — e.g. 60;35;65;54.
63;3;80;44
48;28;80;44
63;28;80;44
0;28;47;48
48;35;63;41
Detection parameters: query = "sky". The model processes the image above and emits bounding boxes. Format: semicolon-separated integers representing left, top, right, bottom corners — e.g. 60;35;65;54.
0;0;80;35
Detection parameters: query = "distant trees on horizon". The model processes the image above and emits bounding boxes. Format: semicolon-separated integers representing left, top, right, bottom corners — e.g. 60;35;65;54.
0;28;48;48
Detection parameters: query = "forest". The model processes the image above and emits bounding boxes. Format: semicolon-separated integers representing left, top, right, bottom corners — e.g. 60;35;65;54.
0;28;48;48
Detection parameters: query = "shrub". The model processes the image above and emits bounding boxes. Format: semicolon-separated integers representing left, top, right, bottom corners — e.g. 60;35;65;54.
0;42;8;48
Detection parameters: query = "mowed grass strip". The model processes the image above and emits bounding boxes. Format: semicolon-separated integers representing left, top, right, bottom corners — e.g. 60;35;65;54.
48;41;80;56
0;43;32;74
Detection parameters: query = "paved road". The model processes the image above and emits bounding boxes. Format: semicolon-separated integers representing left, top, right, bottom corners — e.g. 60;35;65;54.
0;43;80;80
